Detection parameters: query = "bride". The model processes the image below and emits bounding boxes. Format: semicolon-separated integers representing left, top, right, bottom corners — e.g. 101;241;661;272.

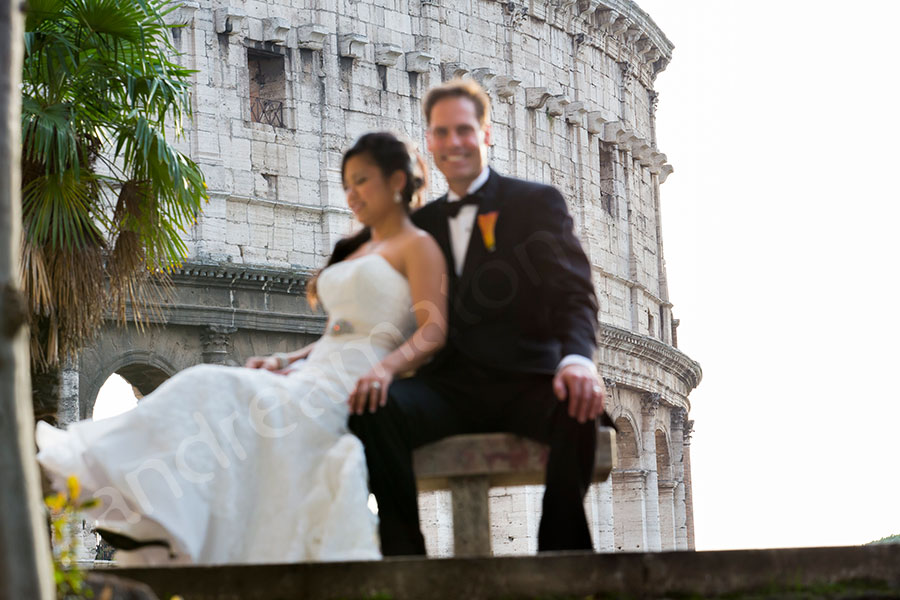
36;132;448;565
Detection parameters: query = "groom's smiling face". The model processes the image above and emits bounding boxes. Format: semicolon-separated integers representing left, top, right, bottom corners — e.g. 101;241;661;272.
426;96;492;194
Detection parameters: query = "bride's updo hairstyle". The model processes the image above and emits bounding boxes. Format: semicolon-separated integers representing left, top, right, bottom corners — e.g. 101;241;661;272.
307;131;427;306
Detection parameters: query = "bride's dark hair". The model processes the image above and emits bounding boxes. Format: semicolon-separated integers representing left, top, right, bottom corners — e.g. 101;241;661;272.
307;131;427;306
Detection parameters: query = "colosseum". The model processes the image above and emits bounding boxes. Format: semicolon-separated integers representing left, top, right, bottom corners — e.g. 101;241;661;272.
63;0;702;557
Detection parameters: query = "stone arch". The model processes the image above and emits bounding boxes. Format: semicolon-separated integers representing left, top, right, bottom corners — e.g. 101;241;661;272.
655;428;676;550
609;405;642;457
612;414;645;551
82;350;177;419
655;428;673;480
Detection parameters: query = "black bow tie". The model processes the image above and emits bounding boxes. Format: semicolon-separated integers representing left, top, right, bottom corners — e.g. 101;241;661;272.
444;193;481;218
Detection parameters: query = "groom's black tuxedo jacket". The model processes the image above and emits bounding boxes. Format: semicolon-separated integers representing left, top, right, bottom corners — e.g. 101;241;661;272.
411;168;599;375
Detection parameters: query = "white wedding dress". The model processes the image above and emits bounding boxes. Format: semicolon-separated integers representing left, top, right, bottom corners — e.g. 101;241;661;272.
37;254;416;565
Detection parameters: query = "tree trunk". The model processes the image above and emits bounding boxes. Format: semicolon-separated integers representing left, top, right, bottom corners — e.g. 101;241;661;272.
0;0;56;596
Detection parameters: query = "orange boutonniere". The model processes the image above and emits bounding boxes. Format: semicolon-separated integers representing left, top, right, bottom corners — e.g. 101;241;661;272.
477;211;499;252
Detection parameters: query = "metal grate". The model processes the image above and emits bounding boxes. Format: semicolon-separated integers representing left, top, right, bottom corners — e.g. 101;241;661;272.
250;96;285;128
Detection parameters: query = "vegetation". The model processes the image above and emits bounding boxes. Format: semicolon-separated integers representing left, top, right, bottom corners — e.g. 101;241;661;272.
21;0;207;418
868;534;900;545
45;476;97;599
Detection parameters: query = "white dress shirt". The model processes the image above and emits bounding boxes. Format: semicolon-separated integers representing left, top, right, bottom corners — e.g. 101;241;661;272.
446;166;490;276
443;167;597;376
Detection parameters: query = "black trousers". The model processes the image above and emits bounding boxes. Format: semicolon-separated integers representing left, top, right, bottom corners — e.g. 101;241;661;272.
348;352;597;556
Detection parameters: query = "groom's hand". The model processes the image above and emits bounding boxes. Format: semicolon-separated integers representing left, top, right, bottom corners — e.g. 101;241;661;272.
349;366;393;415
553;365;606;424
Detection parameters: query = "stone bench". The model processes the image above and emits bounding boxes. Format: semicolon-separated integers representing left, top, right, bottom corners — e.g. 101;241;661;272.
413;425;616;557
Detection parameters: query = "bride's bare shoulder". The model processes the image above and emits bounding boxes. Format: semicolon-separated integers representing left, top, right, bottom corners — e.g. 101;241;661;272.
403;228;442;254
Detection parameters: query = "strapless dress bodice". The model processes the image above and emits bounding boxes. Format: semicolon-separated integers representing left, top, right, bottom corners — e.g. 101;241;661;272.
313;253;417;353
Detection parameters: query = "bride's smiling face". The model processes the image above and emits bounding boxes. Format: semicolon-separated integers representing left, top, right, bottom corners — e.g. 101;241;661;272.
342;154;405;226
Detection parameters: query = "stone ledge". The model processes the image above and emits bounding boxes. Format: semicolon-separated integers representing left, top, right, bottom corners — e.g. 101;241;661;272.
600;322;703;391
120;304;326;335
106;262;325;334
99;545;900;600
599;0;674;64
169;262;315;294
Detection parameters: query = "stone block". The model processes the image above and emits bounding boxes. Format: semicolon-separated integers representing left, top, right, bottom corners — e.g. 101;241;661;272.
232;168;254;197
213;7;245;35
293;229;316;254
249;223;271;248
546;94;569;116
247;203;274;226
278;176;300;204
470;67;495;89
441;62;469;81
374;43;402;66
296;23;329;51
405;51;434;73
525;87;552;109
226;220;249;246
273;227;293;251
565;101;587;126
491;76;521;99
338;33;368;58
240;244;268;265
266;249;289;264
245;18;263;43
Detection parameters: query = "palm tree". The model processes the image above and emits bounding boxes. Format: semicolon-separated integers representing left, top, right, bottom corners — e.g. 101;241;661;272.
21;0;208;420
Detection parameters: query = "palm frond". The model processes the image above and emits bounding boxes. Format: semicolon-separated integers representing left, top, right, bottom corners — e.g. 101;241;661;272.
21;0;208;372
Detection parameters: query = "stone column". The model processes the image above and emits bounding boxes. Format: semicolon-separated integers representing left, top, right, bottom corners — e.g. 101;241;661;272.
657;480;677;550
670;408;689;550
415;0;440;61
201;324;237;365
619;140;640;332
593;378;615;552
683;419;696;550
0;0;55;594
57;356;80;427
317;0;351;258
648;90;659;148
640;393;662;552
612;468;648;551
594;478;615;552
618;61;635;128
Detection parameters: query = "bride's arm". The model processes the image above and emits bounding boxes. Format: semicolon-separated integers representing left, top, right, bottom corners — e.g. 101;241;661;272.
349;234;447;414
244;342;316;371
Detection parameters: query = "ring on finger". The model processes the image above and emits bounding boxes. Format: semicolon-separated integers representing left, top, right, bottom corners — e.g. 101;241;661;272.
372;382;382;391
592;385;602;394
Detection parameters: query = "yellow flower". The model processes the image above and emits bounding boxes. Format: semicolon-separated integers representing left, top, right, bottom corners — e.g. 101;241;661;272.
45;492;66;512
66;475;81;502
477;211;499;252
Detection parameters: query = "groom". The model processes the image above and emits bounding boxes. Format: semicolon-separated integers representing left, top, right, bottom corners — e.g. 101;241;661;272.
349;79;607;555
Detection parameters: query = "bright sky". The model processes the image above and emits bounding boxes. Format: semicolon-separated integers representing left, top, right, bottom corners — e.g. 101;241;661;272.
92;374;137;421
636;0;900;549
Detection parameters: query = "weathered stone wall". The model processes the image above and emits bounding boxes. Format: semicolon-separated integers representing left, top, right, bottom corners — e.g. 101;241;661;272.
73;0;702;559
170;0;676;347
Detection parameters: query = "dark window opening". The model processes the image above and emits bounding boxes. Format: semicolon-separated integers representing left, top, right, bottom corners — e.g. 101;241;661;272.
248;50;286;127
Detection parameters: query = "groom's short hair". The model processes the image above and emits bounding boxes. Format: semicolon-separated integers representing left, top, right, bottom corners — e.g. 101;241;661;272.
423;78;491;127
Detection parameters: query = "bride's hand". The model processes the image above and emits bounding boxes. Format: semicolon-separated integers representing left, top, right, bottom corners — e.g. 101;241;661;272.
349;365;393;415
244;356;282;371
